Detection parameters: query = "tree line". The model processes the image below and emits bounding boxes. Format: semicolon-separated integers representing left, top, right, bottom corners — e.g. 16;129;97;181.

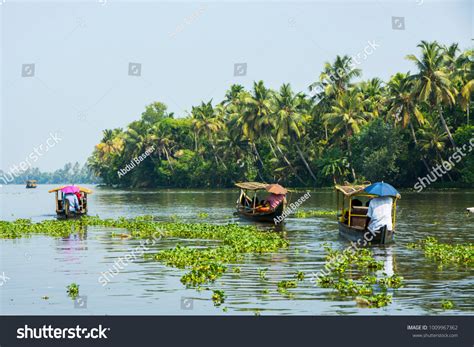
88;41;474;188
0;163;98;185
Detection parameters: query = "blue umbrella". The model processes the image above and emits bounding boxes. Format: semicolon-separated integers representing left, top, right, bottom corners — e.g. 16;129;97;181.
363;182;400;198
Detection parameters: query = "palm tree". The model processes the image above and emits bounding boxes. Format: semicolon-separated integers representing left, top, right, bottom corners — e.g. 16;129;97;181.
406;41;458;147
191;101;227;168
237;81;273;178
309;55;362;100
358;78;385;118
272;84;318;183
386;73;431;172
324;88;371;181
456;49;474;125
418;115;453;181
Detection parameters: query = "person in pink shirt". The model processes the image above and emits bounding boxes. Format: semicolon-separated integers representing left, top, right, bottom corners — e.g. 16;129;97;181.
265;193;285;209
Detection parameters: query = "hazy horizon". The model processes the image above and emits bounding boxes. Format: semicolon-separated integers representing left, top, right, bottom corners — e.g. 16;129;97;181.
1;0;472;172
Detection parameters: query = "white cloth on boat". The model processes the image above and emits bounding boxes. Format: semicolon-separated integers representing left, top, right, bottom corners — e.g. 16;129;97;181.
65;194;80;212
367;196;393;232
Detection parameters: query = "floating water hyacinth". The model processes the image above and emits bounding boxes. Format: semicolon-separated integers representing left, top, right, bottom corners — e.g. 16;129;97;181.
407;237;473;267
294;210;337;218
66;283;79;299
315;245;403;308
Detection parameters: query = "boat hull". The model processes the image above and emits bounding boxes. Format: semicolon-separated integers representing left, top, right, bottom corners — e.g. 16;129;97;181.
236;202;285;223
338;222;394;245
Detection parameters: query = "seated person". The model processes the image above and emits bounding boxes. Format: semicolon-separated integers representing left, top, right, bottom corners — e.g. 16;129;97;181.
352;199;363;207
366;196;393;233
64;193;80;213
265;193;285;209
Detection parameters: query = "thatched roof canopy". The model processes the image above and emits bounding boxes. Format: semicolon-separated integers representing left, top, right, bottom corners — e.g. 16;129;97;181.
335;184;370;197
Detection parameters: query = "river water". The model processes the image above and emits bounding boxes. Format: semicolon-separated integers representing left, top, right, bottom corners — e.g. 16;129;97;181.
0;184;473;315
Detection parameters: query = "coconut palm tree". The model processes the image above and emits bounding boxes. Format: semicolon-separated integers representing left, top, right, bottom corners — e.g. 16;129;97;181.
272;84;318;183
406;41;458;147
358;78;385;118
324;88;371;181
191;101;227;168
386;72;431;172
309;55;362;100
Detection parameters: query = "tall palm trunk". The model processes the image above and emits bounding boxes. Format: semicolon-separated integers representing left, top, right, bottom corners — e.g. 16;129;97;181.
210;142;228;169
438;106;457;148
252;143;266;182
295;143;318;183
345;126;357;182
270;137;306;185
408;122;431;172
436;151;453;182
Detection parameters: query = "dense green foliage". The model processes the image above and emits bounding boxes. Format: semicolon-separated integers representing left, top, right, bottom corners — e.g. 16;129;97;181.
87;41;474;188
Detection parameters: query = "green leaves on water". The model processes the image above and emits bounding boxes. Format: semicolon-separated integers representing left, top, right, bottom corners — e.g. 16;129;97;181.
441;299;454;310
294;210;337;218
316;246;403;308
66;283;79;299
407;237;473;267
212;290;225;306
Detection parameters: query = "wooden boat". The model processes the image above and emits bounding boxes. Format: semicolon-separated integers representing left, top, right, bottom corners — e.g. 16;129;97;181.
235;182;287;223
48;185;93;218
25;180;37;188
335;183;400;245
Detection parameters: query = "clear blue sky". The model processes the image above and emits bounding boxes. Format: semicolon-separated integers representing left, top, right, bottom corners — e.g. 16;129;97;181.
1;0;472;171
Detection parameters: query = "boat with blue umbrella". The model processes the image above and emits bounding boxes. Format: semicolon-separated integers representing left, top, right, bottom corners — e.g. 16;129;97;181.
334;182;401;245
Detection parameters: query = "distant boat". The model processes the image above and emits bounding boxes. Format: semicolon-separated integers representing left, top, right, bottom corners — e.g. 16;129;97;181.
467;207;474;214
48;185;93;218
25;180;37;189
235;182;287;223
335;182;401;245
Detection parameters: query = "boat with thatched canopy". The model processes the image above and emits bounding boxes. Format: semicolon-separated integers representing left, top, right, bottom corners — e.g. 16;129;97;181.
235;182;287;223
335;182;400;245
48;185;93;218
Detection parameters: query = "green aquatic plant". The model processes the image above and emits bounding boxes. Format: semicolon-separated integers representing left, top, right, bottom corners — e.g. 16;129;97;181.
441;299;454;310
66;283;79;299
197;212;209;219
295;271;305;281
378;274;404;289
1;215;290;309
212;290;225;306
180;263;227;287
232;267;241;274
294;210;337;218
408;237;473;267
277;280;297;289
316;245;401;308
258;268;268;280
356;293;392;308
